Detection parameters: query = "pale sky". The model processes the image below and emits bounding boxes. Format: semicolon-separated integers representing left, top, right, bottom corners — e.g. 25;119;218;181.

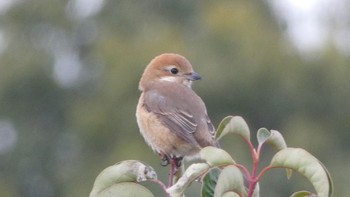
270;0;350;55
0;0;349;57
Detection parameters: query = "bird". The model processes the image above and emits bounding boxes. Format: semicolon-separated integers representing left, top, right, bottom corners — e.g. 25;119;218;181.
136;53;218;186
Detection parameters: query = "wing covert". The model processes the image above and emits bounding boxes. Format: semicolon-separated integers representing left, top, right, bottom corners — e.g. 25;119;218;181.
144;90;199;145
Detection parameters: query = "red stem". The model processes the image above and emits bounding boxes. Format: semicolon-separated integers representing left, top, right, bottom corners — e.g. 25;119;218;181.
247;156;259;197
149;179;169;197
168;159;176;187
256;165;279;181
256;143;263;159
241;137;261;197
242;137;258;162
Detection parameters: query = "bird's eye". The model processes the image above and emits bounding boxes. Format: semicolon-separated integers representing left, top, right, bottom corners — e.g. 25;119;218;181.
170;68;179;74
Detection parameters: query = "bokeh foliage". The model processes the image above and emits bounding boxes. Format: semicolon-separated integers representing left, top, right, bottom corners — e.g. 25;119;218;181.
0;0;349;196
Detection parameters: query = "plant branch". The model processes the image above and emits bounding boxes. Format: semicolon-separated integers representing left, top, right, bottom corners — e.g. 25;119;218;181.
242;136;258;163
149;179;169;197
256;165;281;181
247;155;259;197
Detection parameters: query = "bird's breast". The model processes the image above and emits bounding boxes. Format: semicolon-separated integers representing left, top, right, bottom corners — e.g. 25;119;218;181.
136;93;200;157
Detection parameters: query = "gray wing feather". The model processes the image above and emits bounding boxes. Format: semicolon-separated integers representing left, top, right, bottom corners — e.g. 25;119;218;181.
144;90;199;145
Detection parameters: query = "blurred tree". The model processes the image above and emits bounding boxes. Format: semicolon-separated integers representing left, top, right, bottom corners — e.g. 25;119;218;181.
0;0;348;196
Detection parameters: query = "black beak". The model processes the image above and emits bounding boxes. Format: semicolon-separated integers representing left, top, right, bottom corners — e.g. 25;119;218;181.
186;72;201;81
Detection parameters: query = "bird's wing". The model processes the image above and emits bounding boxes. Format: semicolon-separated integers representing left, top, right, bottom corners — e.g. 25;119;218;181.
205;114;216;137
143;89;199;146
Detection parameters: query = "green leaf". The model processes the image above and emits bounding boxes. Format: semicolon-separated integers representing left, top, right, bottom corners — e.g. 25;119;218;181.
252;182;260;197
89;160;157;197
93;182;154;197
257;129;287;151
265;130;287;151
290;190;317;197
214;165;245;197
257;129;291;179
319;160;334;196
257;128;270;145
215;116;233;140
222;192;241;197
270;148;333;197
167;163;210;197
202;168;221;197
215;116;250;142
200;146;236;167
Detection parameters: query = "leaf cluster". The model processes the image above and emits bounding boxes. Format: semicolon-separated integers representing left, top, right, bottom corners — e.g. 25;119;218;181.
90;116;333;197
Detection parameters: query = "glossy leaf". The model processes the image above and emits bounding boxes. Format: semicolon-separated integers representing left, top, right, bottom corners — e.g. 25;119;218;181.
202;168;221;197
214;165;245;197
270;148;332;197
290;190;317;197
89;160;157;197
252;183;260;197
167;163;210;197
257;128;270;145
257;129;287;151
93;182;154;197
257;129;292;179
319;160;334;196
200;146;236;167
222;192;241;197
215;116;250;142
265;130;287;151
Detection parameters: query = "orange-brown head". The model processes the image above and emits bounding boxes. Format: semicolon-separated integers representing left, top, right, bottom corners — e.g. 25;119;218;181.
139;53;201;91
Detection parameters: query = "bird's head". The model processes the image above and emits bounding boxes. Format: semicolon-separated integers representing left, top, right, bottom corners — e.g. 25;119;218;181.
139;53;201;91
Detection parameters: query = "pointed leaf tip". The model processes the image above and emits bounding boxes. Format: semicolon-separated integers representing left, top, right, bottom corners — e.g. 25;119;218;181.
252;182;260;197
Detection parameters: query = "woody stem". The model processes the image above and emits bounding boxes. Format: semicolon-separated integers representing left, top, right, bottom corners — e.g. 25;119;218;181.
168;160;176;187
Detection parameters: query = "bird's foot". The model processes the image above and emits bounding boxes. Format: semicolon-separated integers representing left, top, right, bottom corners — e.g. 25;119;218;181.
173;156;183;168
169;156;183;175
159;153;170;166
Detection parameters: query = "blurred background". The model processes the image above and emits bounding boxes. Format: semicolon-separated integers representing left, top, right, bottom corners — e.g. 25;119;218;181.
0;0;349;196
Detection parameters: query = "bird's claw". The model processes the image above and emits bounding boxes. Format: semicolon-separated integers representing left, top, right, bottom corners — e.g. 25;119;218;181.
173;156;183;168
160;154;170;166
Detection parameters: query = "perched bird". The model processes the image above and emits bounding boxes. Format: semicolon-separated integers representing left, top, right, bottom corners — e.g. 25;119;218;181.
136;53;217;176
